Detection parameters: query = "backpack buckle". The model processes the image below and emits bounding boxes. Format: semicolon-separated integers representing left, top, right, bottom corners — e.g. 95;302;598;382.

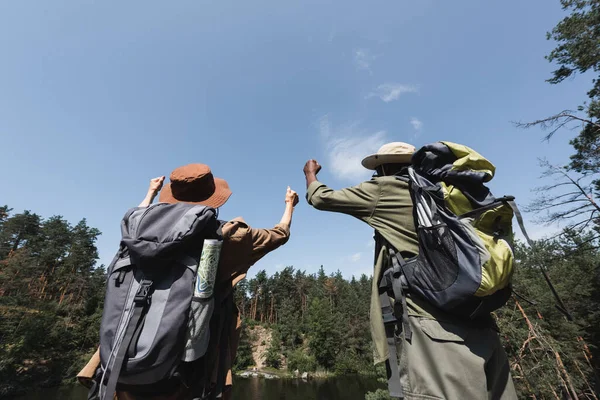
134;280;153;304
382;308;398;325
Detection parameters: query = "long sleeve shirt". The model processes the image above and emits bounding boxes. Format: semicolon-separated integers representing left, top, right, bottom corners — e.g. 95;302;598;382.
306;177;419;364
306;177;496;364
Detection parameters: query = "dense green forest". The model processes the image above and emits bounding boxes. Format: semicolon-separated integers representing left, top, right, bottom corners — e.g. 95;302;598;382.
230;233;600;399
0;206;106;397
1;201;599;398
232;266;373;376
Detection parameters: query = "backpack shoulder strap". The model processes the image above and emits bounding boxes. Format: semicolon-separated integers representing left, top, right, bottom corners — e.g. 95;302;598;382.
392;166;411;183
100;279;153;400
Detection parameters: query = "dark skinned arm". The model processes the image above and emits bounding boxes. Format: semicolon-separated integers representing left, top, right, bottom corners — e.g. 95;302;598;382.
303;159;322;189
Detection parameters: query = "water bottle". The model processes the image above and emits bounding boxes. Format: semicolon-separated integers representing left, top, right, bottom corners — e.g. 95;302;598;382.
182;238;223;362
194;238;222;298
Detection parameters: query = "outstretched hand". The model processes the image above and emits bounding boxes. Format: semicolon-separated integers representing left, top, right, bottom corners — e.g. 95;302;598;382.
148;176;165;195
286;186;299;207
303;159;322;176
139;176;165;208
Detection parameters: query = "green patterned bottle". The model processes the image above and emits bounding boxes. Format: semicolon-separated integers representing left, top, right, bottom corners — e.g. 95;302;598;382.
194;239;222;298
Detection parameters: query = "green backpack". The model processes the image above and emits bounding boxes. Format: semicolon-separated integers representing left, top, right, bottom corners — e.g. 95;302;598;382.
394;141;516;318
378;141;570;398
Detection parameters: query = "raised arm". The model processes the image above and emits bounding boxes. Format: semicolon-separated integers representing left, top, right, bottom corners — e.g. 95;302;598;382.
303;159;379;220
138;176;165;207
279;186;299;228
248;186;298;264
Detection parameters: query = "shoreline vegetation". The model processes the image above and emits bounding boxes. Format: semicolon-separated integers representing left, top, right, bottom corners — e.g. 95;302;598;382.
234;366;379;380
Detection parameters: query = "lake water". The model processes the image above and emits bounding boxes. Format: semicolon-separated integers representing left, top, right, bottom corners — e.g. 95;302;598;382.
15;376;384;400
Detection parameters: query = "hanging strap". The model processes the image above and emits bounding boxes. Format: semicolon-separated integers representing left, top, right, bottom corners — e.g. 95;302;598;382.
507;199;534;246
102;279;153;400
379;271;404;399
387;248;412;342
87;368;102;400
215;296;233;400
506;200;573;321
209;292;234;400
375;231;413;399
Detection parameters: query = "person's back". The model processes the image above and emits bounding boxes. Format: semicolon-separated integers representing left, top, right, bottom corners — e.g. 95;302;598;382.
304;142;517;400
79;164;299;400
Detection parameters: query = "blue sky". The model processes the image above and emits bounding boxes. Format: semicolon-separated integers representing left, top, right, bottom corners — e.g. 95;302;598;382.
0;1;592;279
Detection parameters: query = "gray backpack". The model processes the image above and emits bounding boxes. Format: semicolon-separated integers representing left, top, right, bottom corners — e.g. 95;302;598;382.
96;202;219;400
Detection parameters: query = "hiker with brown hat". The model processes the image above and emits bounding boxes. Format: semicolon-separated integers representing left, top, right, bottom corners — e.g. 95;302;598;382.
79;163;299;400
304;142;517;399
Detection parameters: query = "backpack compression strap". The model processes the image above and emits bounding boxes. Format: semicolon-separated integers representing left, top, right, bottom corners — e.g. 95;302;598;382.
101;279;154;400
375;232;412;399
506;199;573;321
378;273;404;399
210;292;234;400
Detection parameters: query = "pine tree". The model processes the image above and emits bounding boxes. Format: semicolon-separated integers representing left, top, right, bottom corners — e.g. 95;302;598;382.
0;207;104;397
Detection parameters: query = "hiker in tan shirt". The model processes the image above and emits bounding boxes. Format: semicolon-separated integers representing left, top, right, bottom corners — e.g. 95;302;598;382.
79;164;298;400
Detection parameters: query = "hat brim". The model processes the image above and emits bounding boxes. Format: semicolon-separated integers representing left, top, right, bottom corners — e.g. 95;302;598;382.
361;153;413;170
159;177;232;208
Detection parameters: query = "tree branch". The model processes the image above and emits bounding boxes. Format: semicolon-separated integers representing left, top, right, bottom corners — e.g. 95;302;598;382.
548;205;595;221
514;110;600;141
527;199;590;212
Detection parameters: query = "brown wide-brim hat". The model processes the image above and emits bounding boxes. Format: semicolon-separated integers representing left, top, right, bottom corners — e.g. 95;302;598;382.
159;164;232;209
361;142;416;170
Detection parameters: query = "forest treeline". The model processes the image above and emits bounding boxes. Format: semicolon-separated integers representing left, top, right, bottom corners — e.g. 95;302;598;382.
232;231;600;398
1;204;599;398
0;206;105;397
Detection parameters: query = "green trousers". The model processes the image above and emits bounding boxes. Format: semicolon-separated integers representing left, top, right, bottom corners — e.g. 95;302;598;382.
396;316;517;400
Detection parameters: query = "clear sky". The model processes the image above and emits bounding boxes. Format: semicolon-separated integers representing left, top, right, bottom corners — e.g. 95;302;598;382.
1;1;592;279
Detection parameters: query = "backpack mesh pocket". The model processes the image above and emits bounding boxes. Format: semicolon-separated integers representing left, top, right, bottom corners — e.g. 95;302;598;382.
414;223;459;291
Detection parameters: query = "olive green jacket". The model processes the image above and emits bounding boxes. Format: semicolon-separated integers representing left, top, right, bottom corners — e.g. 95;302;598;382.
307;177;489;364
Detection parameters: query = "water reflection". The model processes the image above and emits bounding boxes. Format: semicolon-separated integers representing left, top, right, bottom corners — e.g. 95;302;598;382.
15;376;383;400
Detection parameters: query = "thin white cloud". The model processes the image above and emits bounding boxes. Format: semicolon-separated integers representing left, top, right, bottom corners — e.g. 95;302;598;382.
350;253;362;262
328;134;385;181
366;239;374;248
368;83;419;102
319;114;332;140
328;26;337;43
319;115;386;182
410;117;423;131
354;49;374;74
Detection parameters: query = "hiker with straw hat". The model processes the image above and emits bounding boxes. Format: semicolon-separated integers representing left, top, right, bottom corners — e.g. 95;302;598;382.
78;163;299;400
304;142;517;400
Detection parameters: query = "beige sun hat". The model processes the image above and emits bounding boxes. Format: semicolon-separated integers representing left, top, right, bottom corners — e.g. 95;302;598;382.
361;142;416;170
